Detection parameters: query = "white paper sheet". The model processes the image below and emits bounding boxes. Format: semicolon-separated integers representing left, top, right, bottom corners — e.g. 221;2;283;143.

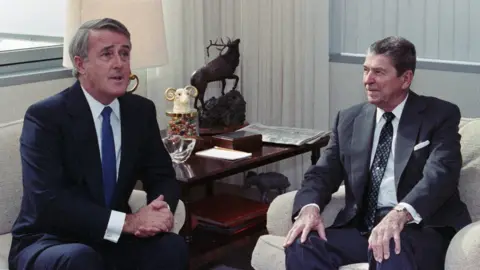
195;147;252;160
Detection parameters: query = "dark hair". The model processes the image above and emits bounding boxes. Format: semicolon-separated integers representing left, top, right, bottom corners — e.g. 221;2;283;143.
368;36;416;76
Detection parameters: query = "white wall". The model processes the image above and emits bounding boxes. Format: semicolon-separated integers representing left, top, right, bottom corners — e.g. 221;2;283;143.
329;0;480;125
0;78;72;123
331;0;480;63
0;0;65;36
0;69;148;124
329;62;480;125
2;0;479;133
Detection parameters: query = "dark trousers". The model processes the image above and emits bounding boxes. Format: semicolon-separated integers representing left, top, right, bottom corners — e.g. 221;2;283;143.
28;232;188;270
285;226;449;270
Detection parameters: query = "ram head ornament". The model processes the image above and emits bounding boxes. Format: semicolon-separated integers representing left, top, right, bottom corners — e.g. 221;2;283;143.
164;85;199;113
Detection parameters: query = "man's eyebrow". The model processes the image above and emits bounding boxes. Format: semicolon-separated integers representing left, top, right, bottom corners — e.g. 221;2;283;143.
101;44;131;51
364;65;386;71
101;45;114;51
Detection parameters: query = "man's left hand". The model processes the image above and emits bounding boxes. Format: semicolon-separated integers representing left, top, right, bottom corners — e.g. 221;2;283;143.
368;209;411;262
133;195;174;238
134;207;174;238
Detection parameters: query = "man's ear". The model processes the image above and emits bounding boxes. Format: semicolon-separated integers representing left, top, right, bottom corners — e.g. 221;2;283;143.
401;70;414;90
74;56;86;75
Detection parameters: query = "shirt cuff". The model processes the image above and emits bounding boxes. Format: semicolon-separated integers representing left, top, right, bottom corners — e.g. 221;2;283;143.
398;202;422;224
294;203;320;220
104;210;126;243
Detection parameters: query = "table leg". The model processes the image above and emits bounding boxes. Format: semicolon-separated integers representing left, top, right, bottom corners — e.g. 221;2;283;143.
182;186;193;244
311;147;321;165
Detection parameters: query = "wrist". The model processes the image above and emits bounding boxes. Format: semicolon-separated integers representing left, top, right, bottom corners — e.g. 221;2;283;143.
122;213;136;234
301;205;320;217
393;205;413;223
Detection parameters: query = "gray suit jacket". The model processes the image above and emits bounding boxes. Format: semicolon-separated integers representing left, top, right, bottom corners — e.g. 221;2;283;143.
294;91;471;232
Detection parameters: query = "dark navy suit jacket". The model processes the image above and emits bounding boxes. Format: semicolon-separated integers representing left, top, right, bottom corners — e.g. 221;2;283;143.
8;81;179;269
294;91;471;232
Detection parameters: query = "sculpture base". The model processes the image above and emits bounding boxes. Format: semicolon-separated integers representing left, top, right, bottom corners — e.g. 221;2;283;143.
199;122;249;136
198;90;246;129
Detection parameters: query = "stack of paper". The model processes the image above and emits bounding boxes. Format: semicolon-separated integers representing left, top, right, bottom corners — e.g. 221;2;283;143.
195;147;252;160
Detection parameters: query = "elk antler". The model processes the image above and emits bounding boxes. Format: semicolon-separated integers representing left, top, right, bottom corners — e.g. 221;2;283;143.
206;38;228;57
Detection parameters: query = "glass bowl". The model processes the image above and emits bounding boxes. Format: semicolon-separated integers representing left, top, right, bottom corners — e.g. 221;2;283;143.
162;135;196;163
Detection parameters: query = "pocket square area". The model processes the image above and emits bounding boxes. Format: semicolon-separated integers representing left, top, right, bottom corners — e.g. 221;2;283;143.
414;140;430;151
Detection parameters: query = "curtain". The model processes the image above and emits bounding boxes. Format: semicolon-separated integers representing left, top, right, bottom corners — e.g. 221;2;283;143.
146;0;330;190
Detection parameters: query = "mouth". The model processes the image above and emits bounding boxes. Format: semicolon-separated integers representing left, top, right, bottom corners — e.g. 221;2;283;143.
109;76;124;82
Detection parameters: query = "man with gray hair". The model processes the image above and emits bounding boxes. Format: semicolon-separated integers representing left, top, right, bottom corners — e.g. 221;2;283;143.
8;18;187;270
283;36;471;269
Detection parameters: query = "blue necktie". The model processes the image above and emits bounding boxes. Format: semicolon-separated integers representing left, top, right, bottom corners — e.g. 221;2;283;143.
101;106;116;206
364;112;395;231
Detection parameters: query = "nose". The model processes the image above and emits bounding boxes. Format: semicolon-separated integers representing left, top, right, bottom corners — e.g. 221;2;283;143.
112;53;123;69
363;71;375;84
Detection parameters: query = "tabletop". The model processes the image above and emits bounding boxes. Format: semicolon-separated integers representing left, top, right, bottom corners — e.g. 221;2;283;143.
173;136;330;187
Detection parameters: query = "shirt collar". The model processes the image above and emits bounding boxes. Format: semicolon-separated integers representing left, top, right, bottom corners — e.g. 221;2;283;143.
81;85;120;120
375;93;408;124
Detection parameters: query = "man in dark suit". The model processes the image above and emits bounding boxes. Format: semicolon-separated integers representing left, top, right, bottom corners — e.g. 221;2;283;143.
8;18;188;270
283;36;471;269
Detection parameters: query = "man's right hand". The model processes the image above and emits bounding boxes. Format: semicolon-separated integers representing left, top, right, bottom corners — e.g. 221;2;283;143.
123;195;173;237
283;205;327;247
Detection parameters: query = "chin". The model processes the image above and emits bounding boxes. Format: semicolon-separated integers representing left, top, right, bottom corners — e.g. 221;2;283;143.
366;96;380;105
109;83;129;95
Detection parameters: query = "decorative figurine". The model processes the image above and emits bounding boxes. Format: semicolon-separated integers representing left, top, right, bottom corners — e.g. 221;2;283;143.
190;37;241;111
165;85;198;113
244;171;291;204
164;85;199;137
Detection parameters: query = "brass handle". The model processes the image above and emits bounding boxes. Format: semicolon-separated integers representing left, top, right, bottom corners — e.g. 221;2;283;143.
127;74;139;93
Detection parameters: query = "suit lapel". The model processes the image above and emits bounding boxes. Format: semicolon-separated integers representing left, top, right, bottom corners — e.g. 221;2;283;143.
66;81;105;205
350;103;376;206
394;91;426;188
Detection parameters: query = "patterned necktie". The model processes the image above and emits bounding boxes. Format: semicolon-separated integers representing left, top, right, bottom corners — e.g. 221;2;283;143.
364;112;395;231
101;106;116;206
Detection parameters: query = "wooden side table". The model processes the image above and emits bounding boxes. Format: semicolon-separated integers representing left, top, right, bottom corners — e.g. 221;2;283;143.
174;136;330;246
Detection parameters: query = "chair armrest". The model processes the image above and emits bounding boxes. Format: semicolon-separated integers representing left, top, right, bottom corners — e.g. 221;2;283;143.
128;189;148;213
266;186;346;237
128;190;186;234
445;220;480;270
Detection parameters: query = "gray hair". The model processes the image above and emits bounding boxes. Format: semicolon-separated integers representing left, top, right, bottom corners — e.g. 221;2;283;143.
68;18;131;78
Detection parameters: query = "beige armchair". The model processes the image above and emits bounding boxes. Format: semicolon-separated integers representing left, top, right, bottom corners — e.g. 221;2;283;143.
0;120;186;269
251;117;480;270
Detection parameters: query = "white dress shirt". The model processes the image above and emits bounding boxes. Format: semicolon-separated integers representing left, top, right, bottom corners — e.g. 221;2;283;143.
82;87;125;243
371;94;421;223
299;95;421;224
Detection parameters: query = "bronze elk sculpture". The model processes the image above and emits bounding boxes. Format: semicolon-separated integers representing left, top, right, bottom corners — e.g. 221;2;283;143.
190;38;240;110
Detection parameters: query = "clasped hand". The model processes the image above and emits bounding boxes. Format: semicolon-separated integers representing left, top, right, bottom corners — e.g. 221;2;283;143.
125;195;174;238
368;210;409;263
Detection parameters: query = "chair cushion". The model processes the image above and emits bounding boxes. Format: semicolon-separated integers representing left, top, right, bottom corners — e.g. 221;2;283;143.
0;233;12;269
0;120;23;234
251;235;287;270
458;118;480;222
251;234;368;270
